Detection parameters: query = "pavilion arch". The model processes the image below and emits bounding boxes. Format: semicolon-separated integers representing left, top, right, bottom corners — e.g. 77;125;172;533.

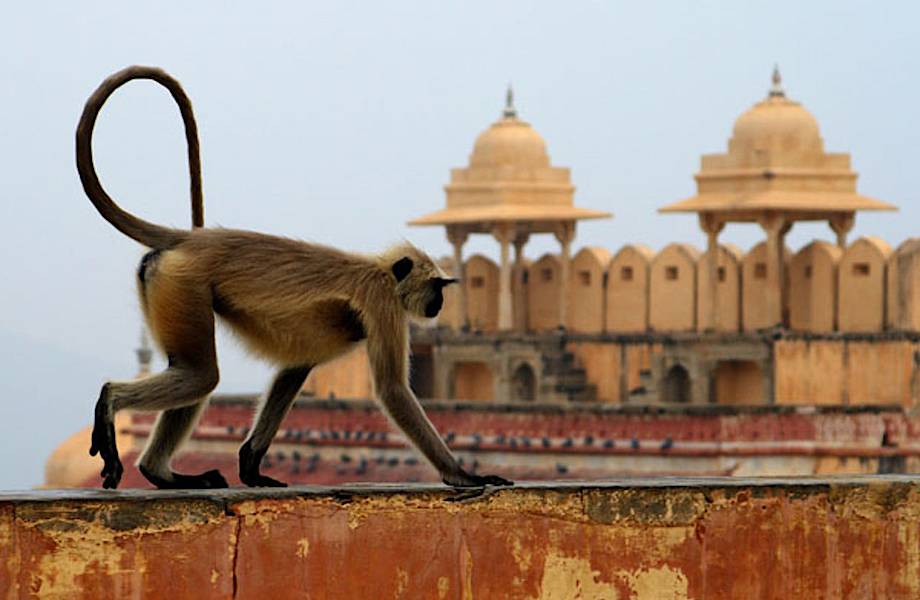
528;253;562;331
464;254;499;332
606;245;653;333
649;244;700;332
661;363;691;404
789;241;841;332
567;247;611;333
696;244;742;332
511;362;537;401
887;238;920;331
839;237;891;332
742;241;792;332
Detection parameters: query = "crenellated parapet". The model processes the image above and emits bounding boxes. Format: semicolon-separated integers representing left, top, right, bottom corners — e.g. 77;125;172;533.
439;236;920;336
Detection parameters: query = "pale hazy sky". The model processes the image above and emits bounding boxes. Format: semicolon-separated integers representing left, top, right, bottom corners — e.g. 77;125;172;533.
2;2;919;489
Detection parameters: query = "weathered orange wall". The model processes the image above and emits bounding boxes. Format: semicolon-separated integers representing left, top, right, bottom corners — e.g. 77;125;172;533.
774;339;916;408
845;341;913;407
774;340;845;405
5;478;920;599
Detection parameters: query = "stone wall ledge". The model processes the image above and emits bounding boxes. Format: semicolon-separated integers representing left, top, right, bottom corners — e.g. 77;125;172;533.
3;476;920;599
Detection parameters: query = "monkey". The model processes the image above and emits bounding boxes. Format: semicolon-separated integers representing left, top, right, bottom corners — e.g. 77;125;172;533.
76;66;512;491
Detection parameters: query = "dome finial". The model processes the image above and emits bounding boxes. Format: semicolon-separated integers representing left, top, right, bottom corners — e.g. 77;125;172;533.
503;83;517;119
769;64;785;98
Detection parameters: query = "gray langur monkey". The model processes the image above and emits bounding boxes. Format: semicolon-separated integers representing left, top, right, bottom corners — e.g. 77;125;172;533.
76;65;512;490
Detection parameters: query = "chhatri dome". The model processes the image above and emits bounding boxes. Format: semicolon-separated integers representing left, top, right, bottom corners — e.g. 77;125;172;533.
661;66;896;215
468;87;551;170
729;68;822;159
411;87;610;226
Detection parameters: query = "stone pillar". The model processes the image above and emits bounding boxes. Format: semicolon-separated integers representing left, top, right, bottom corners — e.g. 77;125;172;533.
446;226;469;331
829;212;855;249
554;221;576;329
512;230;531;332
700;213;725;332
759;213;789;328
493;223;514;331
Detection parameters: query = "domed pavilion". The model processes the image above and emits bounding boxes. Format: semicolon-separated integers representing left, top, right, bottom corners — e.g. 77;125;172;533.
660;67;896;330
410;88;610;331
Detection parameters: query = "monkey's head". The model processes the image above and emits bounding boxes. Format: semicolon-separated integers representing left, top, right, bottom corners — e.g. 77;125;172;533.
383;244;457;320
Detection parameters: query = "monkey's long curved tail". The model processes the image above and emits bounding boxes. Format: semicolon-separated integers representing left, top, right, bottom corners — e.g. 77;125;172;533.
76;65;203;250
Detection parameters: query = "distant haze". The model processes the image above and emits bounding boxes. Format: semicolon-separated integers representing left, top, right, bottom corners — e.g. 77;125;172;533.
1;2;918;489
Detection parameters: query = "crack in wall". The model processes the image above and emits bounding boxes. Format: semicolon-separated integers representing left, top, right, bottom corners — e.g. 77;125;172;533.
229;509;242;599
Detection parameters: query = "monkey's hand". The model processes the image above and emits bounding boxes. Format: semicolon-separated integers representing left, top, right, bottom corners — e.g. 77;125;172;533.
442;469;513;488
89;384;123;489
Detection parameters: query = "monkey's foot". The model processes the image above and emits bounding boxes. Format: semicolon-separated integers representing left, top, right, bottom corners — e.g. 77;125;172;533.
89;384;123;489
238;439;288;488
138;465;229;489
242;473;288;488
442;469;513;488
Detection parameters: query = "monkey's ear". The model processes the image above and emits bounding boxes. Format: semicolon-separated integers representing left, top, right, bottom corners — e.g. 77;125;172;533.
392;257;414;282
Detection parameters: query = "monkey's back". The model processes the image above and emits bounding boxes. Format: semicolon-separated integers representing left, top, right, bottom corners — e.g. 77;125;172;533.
150;228;394;366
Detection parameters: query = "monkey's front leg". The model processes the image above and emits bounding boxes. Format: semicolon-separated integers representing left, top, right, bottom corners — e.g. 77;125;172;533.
379;384;513;488
89;383;123;489
239;365;312;487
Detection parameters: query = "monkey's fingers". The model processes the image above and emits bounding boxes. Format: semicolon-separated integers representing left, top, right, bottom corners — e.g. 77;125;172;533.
475;474;513;487
442;470;514;488
101;457;123;489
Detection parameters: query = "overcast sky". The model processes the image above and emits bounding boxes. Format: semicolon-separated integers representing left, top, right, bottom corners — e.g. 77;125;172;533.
2;2;919;489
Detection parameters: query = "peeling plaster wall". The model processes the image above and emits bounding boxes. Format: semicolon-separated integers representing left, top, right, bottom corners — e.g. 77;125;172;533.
4;477;920;599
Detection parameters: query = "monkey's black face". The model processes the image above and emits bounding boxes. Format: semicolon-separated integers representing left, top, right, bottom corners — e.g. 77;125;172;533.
424;277;457;318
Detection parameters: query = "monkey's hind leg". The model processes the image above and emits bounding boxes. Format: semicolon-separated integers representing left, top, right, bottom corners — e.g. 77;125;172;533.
138;402;228;489
90;259;222;489
239;365;312;487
